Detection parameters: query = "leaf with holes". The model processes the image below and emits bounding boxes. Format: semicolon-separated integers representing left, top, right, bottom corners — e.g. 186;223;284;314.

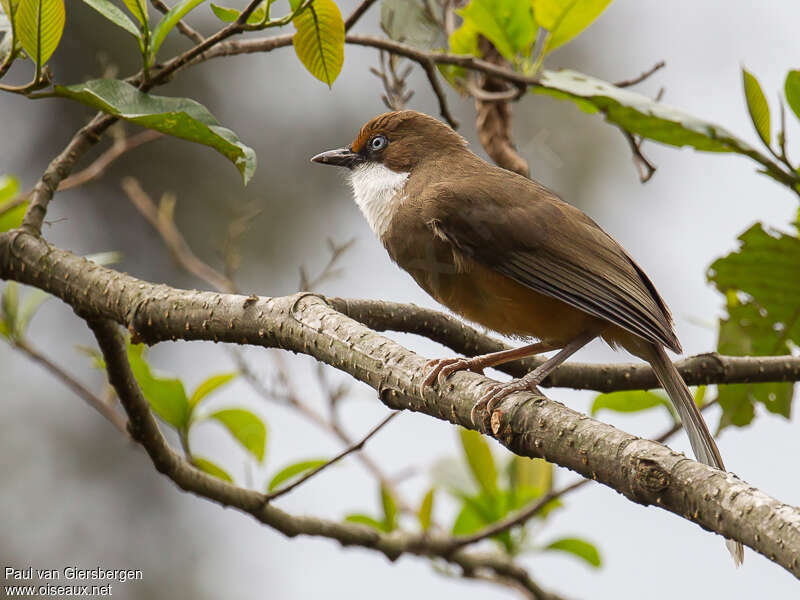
532;0;612;54
15;0;64;68
209;408;266;462
292;0;344;87
742;68;771;147
80;0;140;38
150;0;206;61
53;79;256;184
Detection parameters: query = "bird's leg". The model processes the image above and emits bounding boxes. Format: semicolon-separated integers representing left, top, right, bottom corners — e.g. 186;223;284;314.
471;332;596;425
421;341;561;393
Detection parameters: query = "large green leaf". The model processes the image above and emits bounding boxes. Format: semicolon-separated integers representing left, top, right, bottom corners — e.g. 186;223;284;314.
189;371;237;408
380;0;441;49
209;408;266;462
742;69;771;147
15;0;64;67
544;537;602;567
535;69;758;154
53;79;256;184
292;0;344;87
122;0;148;25
192;456;233;482
267;458;327;491
532;0;612;53
80;0;140;38
458;0;535;62
708;223;800;429
150;0;206;61
127;343;190;429
784;70;800;123
591;389;677;421
459;427;498;495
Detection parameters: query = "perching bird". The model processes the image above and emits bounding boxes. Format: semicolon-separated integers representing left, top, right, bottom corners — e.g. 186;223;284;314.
312;110;742;565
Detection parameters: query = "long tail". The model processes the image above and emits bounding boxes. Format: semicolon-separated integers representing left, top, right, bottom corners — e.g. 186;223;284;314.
644;342;744;566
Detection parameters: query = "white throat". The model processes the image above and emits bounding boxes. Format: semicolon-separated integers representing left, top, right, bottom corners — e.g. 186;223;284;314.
348;162;409;237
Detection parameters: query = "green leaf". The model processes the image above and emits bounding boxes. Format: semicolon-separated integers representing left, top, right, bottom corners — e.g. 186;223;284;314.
345;514;386;531
708;222;800;428
210;1;269;23
458;0;535;62
452;501;486;536
507;455;552;492
381;485;397;531
439;21;480;87
591;389;676;421
122;0;148;24
189;371;237;408
0;0;19;19
742;68;771;147
0;319;10;339
192;456;233;482
0;175;25;233
127;343;190;429
80;0;140;38
267;458;327;491
544;536;602;567
784;70;800;123
14;0;64;67
2;281;19;328
53;79;256;185
532;0;612;54
209;408;266;462
459;427;498;495
380;0;441;49
292;0;344;87
17;288;49;335
535;69;754;153
150;0;206;61
418;488;435;531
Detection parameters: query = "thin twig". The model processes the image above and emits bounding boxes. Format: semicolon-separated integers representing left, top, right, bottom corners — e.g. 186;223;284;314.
122;177;237;293
622;128;657;183
613;60;666;88
265;411;399;501
344;0;379;31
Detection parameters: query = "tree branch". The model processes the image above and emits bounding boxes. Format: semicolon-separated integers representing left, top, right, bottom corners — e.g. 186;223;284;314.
4;231;800;577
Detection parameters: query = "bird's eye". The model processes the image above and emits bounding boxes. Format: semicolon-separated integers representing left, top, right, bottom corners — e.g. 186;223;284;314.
369;135;388;152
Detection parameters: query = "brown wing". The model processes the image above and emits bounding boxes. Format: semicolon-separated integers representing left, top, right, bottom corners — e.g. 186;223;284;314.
419;171;681;353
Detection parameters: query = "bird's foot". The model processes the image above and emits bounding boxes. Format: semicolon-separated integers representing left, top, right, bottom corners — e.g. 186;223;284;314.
470;376;543;427
420;357;486;394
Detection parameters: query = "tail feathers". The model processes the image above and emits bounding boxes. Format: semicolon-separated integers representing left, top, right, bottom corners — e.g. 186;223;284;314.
646;342;744;566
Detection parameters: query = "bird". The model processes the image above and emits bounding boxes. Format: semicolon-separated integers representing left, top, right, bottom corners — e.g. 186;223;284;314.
312;110;743;565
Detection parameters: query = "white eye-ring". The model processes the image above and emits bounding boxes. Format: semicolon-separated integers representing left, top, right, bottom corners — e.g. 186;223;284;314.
369;135;388;152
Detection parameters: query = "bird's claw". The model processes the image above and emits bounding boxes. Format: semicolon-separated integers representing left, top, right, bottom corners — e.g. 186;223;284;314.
470;379;542;427
420;357;485;395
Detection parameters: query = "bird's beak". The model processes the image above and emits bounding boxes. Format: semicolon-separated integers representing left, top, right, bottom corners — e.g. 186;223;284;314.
311;147;363;169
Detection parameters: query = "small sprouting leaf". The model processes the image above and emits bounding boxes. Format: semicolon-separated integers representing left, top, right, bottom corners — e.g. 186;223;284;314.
292;0;344;87
127;343;191;429
267;458;327;491
345;514;386;531
209;408;266;462
122;0;148;25
53;79;256;185
192;456;233;482
80;0;140;38
150;0;206;61
784;70;800;123
459;428;498;495
452;501;485;536
2;281;19;328
591;390;677;421
381;485;397;531
742;68;771;147
532;0;613;54
458;0;535;62
14;0;64;68
544;537;602;567
210;0;267;23
0;319;10;339
508;455;552;493
17;288;49;335
380;0;441;49
189;371;237;408
418;488;435;531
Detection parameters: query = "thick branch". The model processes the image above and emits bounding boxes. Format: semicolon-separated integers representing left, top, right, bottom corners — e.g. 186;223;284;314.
3;231;800;577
